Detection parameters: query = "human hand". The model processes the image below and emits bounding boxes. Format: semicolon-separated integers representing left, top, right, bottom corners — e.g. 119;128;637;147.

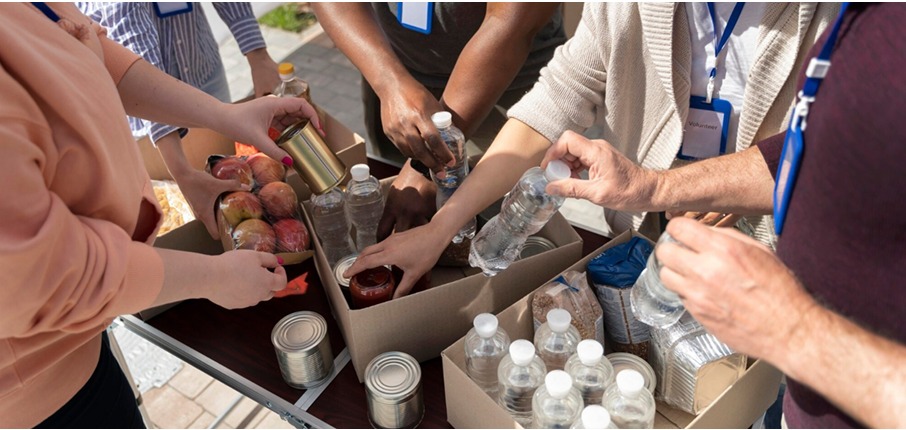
209;250;287;309
246;48;281;98
378;80;454;172
540;131;659;210
344;222;450;299
656;217;818;361
172;168;248;240
376;162;437;241
215;96;323;167
666;211;742;228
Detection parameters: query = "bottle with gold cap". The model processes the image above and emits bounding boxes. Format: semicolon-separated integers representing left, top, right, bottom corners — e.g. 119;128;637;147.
275;63;312;103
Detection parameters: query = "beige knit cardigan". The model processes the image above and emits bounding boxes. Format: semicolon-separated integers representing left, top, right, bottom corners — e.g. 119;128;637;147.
509;2;840;242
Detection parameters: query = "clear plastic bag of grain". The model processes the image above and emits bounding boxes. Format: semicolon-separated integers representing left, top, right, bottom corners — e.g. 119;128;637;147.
151;180;195;236
532;271;604;345
587;236;654;360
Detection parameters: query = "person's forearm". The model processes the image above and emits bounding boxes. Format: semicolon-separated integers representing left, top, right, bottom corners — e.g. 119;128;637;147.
442;3;560;138
152;248;217;306
156;132;194;178
311;3;416;97
777;304;906;428
116;59;228;132
432;119;551;238
652;146;775;215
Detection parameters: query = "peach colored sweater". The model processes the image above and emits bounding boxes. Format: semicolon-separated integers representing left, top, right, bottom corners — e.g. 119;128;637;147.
0;4;165;427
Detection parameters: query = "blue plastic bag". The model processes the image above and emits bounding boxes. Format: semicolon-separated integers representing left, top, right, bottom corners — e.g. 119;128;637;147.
587;237;653;288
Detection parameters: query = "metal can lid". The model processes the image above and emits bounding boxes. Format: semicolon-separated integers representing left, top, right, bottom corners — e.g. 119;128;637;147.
519;236;557;260
334;254;358;288
272;311;327;353
274;120;310;146
365;351;421;402
606;352;657;394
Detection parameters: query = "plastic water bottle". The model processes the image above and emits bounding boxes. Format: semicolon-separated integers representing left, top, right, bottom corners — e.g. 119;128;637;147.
310;188;355;268
565;339;615;406
571;405;618;429
274;63;311;103
532;370;583;429
346;164;384;251
603;370;656;429
429;111;476;244
465;313;511;398
630;231;686;328
534;309;581;371
469;160;571;276
497;340;547;427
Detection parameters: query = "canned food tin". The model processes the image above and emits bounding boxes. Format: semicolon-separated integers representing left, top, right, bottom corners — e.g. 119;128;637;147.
606;352;656;394
365;352;424;429
272;311;334;389
276;119;346;195
334;254;357;304
519;236;557;260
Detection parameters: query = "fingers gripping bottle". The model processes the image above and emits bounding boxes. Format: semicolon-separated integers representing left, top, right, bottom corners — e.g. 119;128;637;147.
346;164;384;251
630;231;687;328
565;339;615;406
571;405;618;429
310;188;356;268
534;309;581;371
603;370;656;429
429;111;477;244
497;340;547;427
469;160;571;276
465;313;511;398
532;370;583;429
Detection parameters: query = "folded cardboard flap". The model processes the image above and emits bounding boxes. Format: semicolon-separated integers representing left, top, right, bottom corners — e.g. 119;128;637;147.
442;230;782;429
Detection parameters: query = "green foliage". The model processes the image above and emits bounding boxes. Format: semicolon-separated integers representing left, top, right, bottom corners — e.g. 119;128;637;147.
258;3;317;33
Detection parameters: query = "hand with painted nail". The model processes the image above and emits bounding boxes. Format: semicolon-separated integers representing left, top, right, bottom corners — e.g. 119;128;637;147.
215;96;323;166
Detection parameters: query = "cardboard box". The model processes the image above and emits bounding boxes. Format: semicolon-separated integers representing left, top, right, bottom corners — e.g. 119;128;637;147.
306;189;584;382
441;230;783;429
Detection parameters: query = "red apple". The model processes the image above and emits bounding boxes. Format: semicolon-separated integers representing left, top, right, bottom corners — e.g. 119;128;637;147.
232;219;276;253
258;181;298;219
212;157;253;187
219;191;263;228
273;218;310;252
247;153;285;186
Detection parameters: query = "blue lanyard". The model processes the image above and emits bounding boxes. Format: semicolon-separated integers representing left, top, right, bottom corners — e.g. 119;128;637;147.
31;2;60;22
773;3;850;235
704;2;745;103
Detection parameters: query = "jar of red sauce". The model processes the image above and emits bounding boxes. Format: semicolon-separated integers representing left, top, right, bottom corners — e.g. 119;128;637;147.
350;266;395;309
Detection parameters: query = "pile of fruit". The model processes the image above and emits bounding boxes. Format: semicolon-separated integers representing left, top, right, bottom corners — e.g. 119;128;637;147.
209;154;310;254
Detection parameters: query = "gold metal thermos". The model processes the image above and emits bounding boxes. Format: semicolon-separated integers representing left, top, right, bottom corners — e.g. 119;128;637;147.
275;119;346;195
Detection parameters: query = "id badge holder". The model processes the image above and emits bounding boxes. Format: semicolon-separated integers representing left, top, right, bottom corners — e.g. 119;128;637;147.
773;126;804;235
678;96;732;161
397;2;433;35
154;2;193;18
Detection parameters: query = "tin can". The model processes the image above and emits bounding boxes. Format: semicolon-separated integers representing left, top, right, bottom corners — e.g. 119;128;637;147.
365;352;424;429
518;236;557;260
271;311;335;389
275;119;346;195
334;254;358;305
606;352;656;394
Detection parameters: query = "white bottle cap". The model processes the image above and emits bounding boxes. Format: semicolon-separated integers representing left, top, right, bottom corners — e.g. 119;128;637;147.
544;159;571;182
616;369;645;397
546;309;572;333
545;370;573;399
509;339;536;366
431;111;453;128
580;405;613;429
350;164;370;181
577;339;604;366
473;313;499;339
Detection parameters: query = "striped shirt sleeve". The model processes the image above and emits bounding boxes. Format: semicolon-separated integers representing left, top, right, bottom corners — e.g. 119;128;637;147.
213;2;267;55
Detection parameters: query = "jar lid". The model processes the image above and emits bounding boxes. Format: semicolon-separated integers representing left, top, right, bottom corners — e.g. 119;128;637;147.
351;266;393;290
365;351;422;401
271;311;327;353
606;352;656;394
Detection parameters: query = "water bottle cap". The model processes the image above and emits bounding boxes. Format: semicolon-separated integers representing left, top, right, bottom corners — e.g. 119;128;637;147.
546;309;572;333
544;160;571;182
509;339;536;366
278;63;295;79
581;405;612;429
545;370;573;399
617;369;645;396
351;164;370;181
473;313;498;339
577;339;604;366
431;111;453;128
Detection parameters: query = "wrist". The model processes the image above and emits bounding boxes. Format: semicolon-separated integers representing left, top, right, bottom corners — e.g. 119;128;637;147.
767;292;823;378
245;48;271;63
641;169;668;211
372;70;419;100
